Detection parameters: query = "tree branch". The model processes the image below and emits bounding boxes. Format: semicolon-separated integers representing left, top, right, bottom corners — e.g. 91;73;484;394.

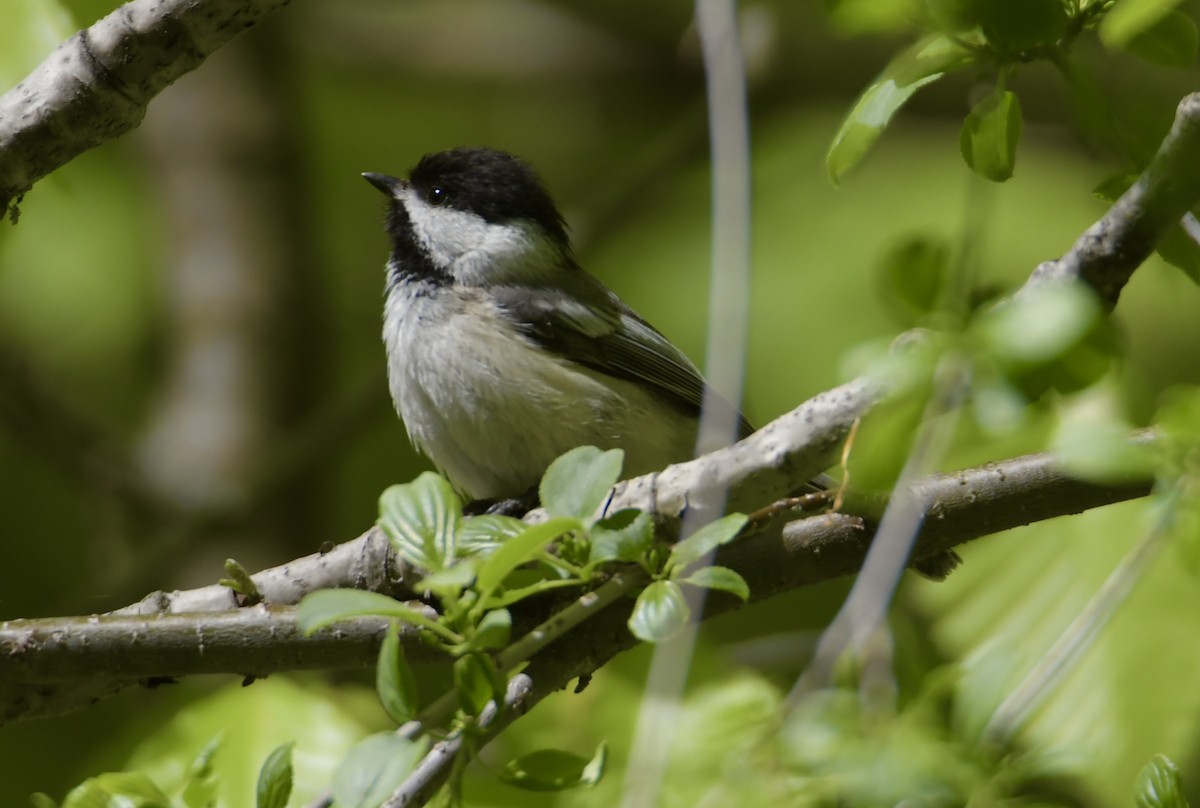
0;438;1152;724
0;0;292;217
1023;92;1200;306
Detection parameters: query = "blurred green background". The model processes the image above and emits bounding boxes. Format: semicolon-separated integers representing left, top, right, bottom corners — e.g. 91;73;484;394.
2;0;1200;805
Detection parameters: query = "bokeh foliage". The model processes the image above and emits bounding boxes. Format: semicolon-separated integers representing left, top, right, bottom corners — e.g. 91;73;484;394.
2;0;1200;805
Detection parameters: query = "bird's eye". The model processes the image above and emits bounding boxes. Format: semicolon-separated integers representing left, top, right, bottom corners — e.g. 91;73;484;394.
428;186;448;206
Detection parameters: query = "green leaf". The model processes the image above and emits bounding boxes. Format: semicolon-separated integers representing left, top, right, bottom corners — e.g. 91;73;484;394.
539;446;624;522
970;371;1028;435
255;742;294;808
976;282;1101;364
62;773;172;808
181;735;221;808
416;561;476;598
881;235;952;323
474;517;580;598
1092;172;1138;202
459;514;528;555
960;89;1022;182
187;735;221;780
827;35;972;183
1119;10;1198;66
296;589;450;640
977;0;1068;51
628;580;690;643
1052;400;1157;484
376;622;419;726
1101;0;1186;47
498;743;607;792
666;513;749;573
470;608;512;650
454;654;499;716
332;733;429;808
30;796;58;808
1135;754;1190;808
678;565;750;601
588;509;655;565
1154;218;1200;284
378;472;462;572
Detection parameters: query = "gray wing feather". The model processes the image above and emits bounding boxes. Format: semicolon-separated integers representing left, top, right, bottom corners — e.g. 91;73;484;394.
492;282;754;438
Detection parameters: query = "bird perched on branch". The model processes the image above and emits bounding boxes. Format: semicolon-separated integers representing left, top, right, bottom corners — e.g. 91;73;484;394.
363;146;765;505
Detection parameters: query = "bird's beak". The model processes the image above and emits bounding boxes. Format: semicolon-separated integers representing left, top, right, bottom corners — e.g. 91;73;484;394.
362;172;407;197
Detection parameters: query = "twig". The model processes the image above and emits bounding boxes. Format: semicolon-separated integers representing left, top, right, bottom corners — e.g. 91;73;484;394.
787;352;970;703
622;1;752;804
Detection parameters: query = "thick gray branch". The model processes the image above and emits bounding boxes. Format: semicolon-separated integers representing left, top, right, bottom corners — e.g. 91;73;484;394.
1024;92;1200;305
0;0;291;215
0;606;439;725
0;440;1151;724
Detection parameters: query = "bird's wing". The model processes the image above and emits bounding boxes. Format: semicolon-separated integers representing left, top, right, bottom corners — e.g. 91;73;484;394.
492;282;754;438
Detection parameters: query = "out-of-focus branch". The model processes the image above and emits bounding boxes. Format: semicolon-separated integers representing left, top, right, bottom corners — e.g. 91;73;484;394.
0;0;292;217
0;439;1152;724
1023;92;1200;306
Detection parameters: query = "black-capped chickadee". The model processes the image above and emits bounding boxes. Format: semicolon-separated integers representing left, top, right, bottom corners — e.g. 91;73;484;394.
363;147;775;504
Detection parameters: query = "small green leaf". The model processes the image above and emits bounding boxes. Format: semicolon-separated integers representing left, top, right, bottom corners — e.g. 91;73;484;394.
417;561;476;598
182;735;221;808
296;589;449;640
1053;400;1157;484
666;513;749;573
378;472;463;572
62;773;172;808
377;622;419;725
1101;0;1186;47
977;0;1068;51
30;795;58;808
628;580;690;643
499;742;607;792
827;35;972;183
255;742;294;808
960;89;1022;182
976;282;1101;365
588;509;655;565
332;733;429;808
218;558;262;603
187;735;221;780
1135;754;1190;808
1092;172;1138;202
454;654;499;716
1155;219;1200;285
678;566;750;601
881;235;952;323
470;608;512;650
475;517;580;598
1120;9;1198;66
970;372;1028;435
459;514;528;555
539;446;624;522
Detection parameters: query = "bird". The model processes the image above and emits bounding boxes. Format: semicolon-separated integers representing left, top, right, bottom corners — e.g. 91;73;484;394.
361;147;960;578
361;146;767;507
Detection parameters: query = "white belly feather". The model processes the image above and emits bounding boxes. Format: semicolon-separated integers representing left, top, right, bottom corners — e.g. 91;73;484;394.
383;284;695;499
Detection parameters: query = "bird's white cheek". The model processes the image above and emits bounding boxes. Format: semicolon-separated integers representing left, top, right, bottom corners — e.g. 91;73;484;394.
401;194;557;285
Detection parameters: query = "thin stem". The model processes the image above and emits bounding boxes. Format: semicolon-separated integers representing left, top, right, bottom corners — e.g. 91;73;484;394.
983;485;1178;742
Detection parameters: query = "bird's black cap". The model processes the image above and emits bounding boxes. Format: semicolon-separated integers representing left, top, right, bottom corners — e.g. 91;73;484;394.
407;147;570;246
